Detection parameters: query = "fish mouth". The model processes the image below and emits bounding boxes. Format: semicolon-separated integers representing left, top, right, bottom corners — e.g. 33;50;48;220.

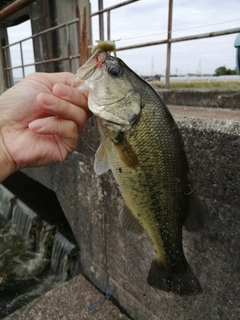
76;51;107;81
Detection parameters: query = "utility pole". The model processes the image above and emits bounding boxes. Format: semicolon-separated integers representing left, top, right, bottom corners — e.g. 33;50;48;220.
165;0;173;88
151;57;154;79
98;0;104;40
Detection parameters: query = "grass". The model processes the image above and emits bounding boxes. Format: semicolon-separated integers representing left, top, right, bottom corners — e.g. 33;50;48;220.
150;81;240;90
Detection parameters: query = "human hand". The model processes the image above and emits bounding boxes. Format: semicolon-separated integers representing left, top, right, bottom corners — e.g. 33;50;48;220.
0;72;90;181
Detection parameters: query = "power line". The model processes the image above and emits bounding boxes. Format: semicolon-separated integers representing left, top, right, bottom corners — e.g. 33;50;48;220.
119;19;240;41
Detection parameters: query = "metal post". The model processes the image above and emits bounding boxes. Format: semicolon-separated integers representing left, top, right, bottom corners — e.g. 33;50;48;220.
19;42;25;78
3;47;11;87
66;24;72;72
0;42;6;93
98;0;104;40
165;0;173;88
107;10;110;40
0;26;13;91
0;0;36;21
78;0;91;65
38;34;44;72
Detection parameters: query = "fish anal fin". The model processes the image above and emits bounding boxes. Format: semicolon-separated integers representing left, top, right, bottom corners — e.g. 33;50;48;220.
119;205;145;239
94;144;110;175
147;259;202;296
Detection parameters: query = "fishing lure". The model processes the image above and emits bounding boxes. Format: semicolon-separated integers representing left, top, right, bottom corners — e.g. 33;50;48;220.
89;40;117;57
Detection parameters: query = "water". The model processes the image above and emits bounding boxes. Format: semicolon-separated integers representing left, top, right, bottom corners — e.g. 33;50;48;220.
0;189;80;319
51;232;77;278
0;185;15;220
37;220;55;254
0;216;48;318
11;199;38;238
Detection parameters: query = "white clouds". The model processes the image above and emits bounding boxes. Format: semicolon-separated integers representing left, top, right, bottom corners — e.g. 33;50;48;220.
7;20;35;78
8;20;32;43
90;0;240;74
170;34;238;75
7;0;240;76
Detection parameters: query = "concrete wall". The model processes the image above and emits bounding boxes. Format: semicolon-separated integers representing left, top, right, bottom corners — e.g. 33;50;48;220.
21;106;240;320
159;89;240;109
29;0;79;73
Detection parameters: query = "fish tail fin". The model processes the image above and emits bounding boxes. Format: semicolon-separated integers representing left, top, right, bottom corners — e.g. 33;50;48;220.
147;259;202;296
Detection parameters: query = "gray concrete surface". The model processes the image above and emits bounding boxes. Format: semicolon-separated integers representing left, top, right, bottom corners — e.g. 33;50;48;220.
5;274;129;320
7;106;240;320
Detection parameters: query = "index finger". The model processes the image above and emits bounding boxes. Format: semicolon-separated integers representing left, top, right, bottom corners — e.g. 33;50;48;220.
44;72;77;87
52;83;90;115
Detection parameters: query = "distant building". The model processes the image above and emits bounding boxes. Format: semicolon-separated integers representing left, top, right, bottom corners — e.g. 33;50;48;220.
141;74;163;81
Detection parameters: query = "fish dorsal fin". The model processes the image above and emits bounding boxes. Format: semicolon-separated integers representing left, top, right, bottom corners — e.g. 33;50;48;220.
94;144;110;175
184;190;204;232
119;205;145;238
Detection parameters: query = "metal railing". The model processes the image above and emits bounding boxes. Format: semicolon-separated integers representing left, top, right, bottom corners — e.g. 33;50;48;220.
2;0;240;89
2;18;80;87
91;0;240;88
90;0;139;41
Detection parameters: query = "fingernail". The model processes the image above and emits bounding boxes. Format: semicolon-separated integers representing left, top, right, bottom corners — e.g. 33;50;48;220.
43;94;56;106
29;119;43;131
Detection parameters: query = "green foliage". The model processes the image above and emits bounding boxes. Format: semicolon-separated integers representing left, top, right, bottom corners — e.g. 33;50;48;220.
214;66;237;76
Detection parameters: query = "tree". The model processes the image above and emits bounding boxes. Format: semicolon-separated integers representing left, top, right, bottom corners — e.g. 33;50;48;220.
214;66;237;76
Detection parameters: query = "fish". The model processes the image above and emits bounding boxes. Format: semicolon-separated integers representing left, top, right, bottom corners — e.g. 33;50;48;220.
74;45;204;296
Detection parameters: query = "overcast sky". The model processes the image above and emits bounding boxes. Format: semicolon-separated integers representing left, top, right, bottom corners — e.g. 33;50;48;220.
7;0;240;77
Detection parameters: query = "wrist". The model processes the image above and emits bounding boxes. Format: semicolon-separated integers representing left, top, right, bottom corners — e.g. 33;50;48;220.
0;95;16;182
0;128;15;182
0;142;15;182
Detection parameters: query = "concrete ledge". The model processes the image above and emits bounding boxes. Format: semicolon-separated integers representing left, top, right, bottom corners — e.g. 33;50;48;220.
5;274;129;320
9;107;240;320
157;89;240;109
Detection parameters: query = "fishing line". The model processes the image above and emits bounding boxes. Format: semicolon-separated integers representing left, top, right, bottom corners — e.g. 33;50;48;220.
79;136;96;153
119;18;240;41
88;277;110;311
78;135;110;311
88;177;111;312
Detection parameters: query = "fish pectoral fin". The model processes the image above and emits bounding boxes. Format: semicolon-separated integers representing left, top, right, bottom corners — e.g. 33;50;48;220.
184;190;204;232
94;144;110;175
119;205;145;238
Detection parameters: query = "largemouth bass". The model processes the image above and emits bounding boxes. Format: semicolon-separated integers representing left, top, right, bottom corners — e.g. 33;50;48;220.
75;48;204;296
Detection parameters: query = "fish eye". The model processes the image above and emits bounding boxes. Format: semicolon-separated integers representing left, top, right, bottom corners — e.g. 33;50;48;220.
108;64;121;77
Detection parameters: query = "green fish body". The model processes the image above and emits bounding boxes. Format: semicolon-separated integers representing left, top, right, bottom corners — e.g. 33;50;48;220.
75;50;204;295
